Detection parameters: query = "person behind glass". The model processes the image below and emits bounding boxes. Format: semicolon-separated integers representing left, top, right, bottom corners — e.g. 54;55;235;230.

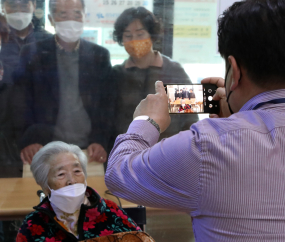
0;0;51;178
189;89;195;99
184;88;190;99
16;141;140;241
12;0;112;164
111;6;197;144
182;87;186;99
0;0;51;85
178;89;183;99
174;89;179;100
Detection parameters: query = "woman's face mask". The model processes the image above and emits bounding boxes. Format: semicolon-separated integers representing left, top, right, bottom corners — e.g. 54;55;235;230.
48;182;87;213
124;38;152;59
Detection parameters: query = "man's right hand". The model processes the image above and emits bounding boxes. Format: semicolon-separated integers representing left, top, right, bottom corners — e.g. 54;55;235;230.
133;81;171;133
21;144;43;164
201;77;232;118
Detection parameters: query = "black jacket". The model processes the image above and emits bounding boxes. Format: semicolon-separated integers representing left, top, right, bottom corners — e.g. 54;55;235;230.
12;36;113;150
0;26;51;177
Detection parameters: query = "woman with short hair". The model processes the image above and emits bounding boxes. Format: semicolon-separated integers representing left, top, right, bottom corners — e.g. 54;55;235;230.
111;7;197;143
16;141;140;241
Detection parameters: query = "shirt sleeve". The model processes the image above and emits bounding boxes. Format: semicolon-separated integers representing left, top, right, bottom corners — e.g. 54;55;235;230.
105;120;202;214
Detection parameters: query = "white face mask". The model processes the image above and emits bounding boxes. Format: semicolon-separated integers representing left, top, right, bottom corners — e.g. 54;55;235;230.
55;21;84;43
182;104;185;107
48;183;86;214
6;12;33;31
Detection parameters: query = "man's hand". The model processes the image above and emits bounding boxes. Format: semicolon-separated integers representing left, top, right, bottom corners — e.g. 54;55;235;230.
21;144;43;164
134;81;171;133
201;77;231;118
87;143;107;163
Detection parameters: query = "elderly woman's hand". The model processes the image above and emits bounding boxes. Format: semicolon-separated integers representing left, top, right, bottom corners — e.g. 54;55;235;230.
87;143;107;163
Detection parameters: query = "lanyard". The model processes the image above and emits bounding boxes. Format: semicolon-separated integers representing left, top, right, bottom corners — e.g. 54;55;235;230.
252;98;285;110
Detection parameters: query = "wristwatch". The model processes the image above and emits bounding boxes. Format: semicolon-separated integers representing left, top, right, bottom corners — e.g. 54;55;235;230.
134;115;161;133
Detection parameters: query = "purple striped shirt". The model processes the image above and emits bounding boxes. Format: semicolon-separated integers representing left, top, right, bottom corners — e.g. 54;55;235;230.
105;89;285;241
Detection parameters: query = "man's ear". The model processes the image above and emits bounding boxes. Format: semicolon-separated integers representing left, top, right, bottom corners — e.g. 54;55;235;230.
48;14;54;27
228;55;241;91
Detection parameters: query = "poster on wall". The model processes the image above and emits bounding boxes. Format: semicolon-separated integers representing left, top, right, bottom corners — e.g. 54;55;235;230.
84;0;153;28
173;0;218;65
81;29;100;45
101;28;129;61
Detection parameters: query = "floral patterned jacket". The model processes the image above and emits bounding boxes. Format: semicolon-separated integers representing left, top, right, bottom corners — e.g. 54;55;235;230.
16;187;140;242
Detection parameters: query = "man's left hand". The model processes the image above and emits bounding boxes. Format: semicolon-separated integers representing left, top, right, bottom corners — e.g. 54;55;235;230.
87;143;107;163
134;81;171;133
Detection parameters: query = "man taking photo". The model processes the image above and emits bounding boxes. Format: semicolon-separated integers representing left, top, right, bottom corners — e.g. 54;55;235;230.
106;0;285;241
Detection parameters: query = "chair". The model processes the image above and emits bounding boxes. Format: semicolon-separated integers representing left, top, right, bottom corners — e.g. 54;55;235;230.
123;206;146;231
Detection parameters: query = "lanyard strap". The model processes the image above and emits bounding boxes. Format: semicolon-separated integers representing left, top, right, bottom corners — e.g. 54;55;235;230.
252;98;285;110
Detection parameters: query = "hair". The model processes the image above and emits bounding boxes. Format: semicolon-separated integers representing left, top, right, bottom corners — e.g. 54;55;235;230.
30;141;88;192
218;0;285;87
113;7;161;46
2;0;35;5
49;0;85;16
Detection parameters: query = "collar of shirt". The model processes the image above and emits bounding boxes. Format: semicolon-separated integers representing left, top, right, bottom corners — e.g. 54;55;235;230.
240;89;285;112
51;196;91;237
124;50;163;69
55;35;80;52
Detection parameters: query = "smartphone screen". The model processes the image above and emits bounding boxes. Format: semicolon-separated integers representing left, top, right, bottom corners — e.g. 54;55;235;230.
165;84;220;114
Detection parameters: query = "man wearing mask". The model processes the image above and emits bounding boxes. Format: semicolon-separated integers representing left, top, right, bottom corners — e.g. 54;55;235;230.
0;0;51;84
189;89;195;99
12;0;112;164
106;0;285;241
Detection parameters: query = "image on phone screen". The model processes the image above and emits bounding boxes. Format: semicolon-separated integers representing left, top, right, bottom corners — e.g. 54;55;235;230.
165;84;220;114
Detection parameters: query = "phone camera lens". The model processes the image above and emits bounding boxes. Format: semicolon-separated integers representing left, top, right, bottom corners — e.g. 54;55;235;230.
208;89;212;93
209;104;213;108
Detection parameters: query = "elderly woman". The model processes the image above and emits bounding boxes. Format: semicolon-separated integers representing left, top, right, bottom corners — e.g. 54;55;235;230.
110;7;198;146
16;141;140;242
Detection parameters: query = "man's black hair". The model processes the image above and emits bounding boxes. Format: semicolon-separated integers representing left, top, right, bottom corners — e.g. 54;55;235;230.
113;7;161;46
49;0;85;16
218;0;285;87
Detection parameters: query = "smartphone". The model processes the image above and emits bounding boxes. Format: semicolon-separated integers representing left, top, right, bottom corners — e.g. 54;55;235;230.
164;84;220;114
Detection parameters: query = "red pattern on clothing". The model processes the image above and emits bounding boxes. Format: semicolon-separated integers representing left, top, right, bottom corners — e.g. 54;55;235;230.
122;219;135;228
105;199;119;210
95;213;108;223
45;238;57;242
55;230;66;240
29;224;44;236
16;233;27;242
99;229;114;236
86;207;100;220
110;208;128;220
83;221;96;231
